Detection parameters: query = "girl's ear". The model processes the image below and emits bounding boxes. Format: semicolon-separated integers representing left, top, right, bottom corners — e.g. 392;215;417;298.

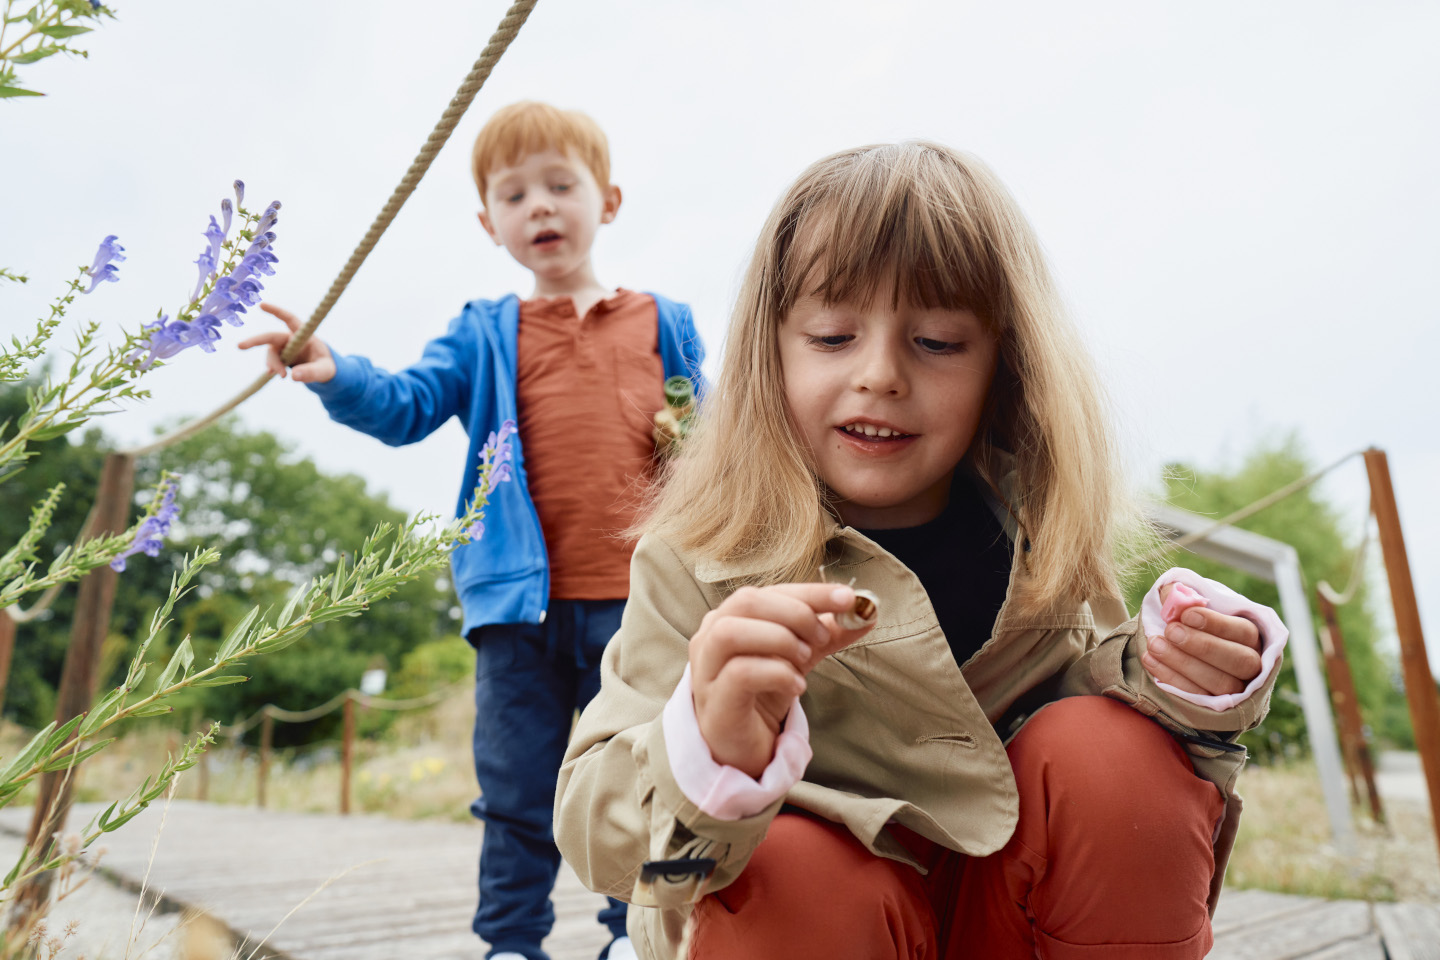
601;184;623;224
476;209;502;246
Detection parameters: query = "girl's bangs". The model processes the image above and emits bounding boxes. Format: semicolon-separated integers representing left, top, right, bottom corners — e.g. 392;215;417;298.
774;145;1009;326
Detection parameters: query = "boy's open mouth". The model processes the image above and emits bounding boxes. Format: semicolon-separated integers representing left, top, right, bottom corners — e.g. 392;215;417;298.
532;231;562;245
837;421;915;442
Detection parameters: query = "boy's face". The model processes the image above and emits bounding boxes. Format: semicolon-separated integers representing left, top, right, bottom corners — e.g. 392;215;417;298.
477;149;620;284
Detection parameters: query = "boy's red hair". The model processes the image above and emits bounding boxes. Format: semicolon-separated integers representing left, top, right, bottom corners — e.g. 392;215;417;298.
471;101;610;202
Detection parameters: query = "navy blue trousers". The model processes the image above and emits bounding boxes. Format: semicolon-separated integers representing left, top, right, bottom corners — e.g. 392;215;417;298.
470;599;629;960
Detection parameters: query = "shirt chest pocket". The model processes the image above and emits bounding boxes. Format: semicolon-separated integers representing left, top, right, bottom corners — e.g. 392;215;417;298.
614;345;665;438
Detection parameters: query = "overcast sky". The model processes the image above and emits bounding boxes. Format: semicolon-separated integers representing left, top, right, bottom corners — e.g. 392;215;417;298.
3;1;1437;667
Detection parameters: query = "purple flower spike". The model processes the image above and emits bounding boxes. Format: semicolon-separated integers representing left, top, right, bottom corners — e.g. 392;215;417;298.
111;479;180;572
83;235;125;294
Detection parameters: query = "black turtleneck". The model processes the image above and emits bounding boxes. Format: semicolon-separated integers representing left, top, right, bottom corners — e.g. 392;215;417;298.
856;477;1013;668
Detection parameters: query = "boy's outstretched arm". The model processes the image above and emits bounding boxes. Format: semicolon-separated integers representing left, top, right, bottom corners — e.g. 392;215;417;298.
239;303;337;383
239;301;478;447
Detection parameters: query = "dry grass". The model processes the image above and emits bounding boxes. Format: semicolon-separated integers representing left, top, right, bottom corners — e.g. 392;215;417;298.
1228;759;1439;902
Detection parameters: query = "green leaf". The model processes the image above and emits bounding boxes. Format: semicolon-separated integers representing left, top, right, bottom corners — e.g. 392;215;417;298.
80;688;123;737
11;46;62;64
128;703;173;718
152;635;194;694
40;738;115;772
216;607;260;662
0;720;57;784
27;420;82;441
0;85;45;98
37;23;92;38
43;713;85;753
101;802;151;832
4;842;30;886
193;675;248;687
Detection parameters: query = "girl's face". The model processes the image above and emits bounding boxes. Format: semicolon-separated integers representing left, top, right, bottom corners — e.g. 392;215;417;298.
779;293;999;529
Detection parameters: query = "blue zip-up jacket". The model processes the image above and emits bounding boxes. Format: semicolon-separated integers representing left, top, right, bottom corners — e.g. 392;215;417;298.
306;293;706;635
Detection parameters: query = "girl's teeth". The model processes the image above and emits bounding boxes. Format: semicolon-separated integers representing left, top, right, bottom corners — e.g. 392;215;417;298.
877;427;892;438
863;424;877;436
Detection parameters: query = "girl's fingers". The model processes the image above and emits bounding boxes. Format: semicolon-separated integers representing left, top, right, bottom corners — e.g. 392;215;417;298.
1145;635;1247;695
714;585;837;649
1179;607;1261;651
1140;647;1209;695
692;616;814;684
259;301;302;331
1163;622;1263;682
710;655;807;702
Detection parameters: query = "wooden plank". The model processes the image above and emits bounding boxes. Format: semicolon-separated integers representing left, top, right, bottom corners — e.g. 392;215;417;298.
1299;933;1386;959
1374;902;1440;960
1207;900;1373;960
1213;889;1329;936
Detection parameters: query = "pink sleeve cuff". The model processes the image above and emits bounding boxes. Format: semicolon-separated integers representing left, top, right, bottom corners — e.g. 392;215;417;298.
1141;567;1289;712
661;665;812;821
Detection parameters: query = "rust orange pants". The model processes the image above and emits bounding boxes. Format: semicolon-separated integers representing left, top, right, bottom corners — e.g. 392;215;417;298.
689;696;1226;959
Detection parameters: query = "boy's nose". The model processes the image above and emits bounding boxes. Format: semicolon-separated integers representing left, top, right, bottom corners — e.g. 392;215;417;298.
528;196;557;218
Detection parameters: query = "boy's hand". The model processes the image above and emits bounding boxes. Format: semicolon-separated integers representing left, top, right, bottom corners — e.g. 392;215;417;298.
238;303;337;384
690;584;875;779
1142;582;1263;696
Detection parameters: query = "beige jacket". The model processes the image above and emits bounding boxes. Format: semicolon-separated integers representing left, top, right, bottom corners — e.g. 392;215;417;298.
555;525;1275;959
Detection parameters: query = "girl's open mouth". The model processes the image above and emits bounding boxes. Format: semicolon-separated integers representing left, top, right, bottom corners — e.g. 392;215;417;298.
836;422;916;444
533;231;562;245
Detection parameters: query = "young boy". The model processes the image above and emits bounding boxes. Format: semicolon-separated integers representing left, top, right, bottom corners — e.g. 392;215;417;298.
240;101;705;960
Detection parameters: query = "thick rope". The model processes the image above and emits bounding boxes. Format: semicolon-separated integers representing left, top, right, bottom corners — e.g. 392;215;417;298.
1318;514;1375;606
1141;449;1364;565
122;0;540;459
218;682;467;736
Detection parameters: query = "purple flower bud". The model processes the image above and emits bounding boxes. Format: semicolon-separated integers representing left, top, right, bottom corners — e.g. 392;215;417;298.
220;198;234;237
233;180;245;208
203;215;226;264
466;520;485;541
83;235;125;294
192;250;216;303
254;201;281;235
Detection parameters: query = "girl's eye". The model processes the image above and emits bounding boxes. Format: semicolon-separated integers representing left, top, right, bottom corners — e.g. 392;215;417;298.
916;337;963;355
552;183;572;193
805;334;852;349
506;192;524;204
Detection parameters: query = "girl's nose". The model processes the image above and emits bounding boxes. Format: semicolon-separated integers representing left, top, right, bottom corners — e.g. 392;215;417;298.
853;341;907;397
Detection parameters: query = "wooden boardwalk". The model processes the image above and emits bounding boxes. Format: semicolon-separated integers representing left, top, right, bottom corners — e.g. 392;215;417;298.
2;801;1437;959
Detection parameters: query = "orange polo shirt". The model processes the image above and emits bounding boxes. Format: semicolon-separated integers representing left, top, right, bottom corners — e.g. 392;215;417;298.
515;288;664;600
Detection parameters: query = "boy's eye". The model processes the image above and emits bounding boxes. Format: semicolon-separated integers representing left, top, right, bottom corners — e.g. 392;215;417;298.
506;192;524;203
551;182;572;193
916;337;963;354
805;334;852;349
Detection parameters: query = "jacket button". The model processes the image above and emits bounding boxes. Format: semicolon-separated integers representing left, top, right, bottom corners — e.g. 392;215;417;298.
538;610;547;624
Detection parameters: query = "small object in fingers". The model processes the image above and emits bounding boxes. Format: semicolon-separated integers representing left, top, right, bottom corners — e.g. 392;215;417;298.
836;589;879;631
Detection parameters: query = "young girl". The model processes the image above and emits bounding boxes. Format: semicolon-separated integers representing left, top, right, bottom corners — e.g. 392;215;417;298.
555;142;1286;960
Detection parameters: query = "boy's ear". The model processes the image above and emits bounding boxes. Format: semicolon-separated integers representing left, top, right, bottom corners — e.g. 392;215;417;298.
600;184;623;225
476;209;503;246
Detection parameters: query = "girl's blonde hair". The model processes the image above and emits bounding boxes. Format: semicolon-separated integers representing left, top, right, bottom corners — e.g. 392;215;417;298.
645;142;1136;611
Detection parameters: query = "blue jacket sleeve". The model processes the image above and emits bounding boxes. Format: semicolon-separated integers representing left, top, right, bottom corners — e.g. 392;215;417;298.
305;314;477;447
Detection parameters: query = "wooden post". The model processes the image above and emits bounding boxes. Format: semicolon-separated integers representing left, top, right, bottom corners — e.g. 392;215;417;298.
1364;448;1440;853
1317;590;1386;825
0;610;15;721
13;452;134;923
341;694;355;815
257;710;273;809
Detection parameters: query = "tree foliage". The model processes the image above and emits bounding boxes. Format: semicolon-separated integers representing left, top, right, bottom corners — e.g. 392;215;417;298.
1125;437;1411;763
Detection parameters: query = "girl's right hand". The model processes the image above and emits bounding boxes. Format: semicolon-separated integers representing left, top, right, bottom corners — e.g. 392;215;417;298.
238;302;337;383
690;583;876;779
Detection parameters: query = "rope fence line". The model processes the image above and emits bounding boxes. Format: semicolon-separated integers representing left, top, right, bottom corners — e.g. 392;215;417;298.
1139;448;1366;566
123;0;539;460
205;680;471;813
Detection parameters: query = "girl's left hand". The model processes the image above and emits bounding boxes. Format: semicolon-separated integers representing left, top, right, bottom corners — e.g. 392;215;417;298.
1142;583;1264;696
